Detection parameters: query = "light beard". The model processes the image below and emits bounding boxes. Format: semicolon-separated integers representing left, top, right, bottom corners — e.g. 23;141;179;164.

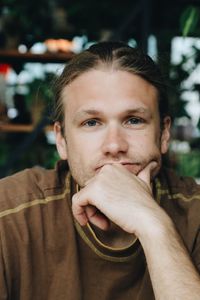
68;154;162;188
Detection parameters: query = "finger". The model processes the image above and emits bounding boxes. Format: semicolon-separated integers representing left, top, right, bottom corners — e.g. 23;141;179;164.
72;194;89;226
72;190;111;230
138;161;158;189
85;205;111;231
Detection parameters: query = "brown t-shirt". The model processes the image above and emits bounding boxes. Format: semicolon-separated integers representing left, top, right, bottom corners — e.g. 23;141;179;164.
0;161;199;300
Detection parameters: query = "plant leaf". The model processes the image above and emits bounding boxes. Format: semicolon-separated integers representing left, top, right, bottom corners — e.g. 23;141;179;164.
180;6;200;37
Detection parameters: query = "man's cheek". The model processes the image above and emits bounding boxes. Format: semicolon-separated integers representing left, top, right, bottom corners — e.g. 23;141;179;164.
139;145;162;170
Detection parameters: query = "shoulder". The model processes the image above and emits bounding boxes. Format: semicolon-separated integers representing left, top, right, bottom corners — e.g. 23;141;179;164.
0;160;69;213
158;169;200;268
156;168;200;249
157;168;200;203
156;168;200;227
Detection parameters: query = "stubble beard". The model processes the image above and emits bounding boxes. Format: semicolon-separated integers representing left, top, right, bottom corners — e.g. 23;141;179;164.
67;151;162;188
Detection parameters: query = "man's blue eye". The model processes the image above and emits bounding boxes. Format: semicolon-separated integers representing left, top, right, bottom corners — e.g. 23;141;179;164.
127;117;143;125
84;119;98;127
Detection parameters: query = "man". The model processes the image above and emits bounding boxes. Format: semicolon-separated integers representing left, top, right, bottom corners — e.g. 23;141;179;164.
0;42;200;299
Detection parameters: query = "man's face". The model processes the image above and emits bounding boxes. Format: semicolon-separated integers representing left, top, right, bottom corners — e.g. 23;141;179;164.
55;69;170;187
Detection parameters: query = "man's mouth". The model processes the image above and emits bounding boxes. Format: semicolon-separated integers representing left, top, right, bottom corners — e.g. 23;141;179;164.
121;163;140;173
95;162;141;174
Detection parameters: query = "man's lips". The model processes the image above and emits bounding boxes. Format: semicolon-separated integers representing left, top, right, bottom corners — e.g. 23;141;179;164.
95;162;141;174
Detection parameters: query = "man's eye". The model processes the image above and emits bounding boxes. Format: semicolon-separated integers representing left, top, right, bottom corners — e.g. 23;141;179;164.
83;119;99;127
126;117;144;125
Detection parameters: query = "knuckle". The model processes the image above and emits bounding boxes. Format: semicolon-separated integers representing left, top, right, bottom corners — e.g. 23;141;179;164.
72;194;77;202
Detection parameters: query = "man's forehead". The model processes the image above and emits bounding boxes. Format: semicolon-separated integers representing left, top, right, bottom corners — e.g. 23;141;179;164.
62;68;158;92
61;69;159;114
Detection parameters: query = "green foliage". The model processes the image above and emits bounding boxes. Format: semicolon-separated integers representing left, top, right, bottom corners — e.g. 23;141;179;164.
0;135;59;176
197;118;200;131
180;6;200;37
26;73;55;111
175;151;200;178
1;0;53;44
0;142;10;165
169;44;200;122
169;59;192;120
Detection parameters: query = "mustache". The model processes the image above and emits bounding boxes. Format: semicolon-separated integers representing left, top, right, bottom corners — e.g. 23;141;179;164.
95;160;139;169
94;155;161;171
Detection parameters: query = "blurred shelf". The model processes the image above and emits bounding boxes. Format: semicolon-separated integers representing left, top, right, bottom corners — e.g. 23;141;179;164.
0;50;69;133
0;123;53;133
0;50;74;64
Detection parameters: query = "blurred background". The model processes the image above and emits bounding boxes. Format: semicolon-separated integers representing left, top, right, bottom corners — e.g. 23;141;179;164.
0;0;200;179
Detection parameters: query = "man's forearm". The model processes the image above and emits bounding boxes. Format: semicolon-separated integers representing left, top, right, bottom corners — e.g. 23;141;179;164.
139;214;200;300
72;162;200;299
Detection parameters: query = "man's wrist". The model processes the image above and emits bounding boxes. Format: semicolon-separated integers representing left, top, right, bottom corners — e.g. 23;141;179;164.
136;208;174;247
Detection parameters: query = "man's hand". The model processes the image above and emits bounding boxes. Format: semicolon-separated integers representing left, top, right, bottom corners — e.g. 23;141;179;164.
72;161;163;237
72;162;200;299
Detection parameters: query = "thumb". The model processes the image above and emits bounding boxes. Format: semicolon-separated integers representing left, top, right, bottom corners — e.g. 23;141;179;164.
138;161;158;189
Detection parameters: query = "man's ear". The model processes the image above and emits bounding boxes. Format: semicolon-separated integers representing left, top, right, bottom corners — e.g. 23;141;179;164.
54;122;68;160
161;116;171;154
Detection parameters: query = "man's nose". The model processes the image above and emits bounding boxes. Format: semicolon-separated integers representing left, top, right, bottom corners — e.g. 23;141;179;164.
101;125;128;156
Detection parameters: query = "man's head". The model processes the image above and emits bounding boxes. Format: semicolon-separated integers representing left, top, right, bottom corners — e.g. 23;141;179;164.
53;41;171;186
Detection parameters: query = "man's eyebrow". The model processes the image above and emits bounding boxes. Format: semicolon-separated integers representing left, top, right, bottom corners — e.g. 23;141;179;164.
124;108;151;115
123;107;152;118
73;107;152;122
73;110;101;122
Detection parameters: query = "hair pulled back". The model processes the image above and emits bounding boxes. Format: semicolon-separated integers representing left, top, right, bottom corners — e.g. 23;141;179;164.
53;41;168;131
